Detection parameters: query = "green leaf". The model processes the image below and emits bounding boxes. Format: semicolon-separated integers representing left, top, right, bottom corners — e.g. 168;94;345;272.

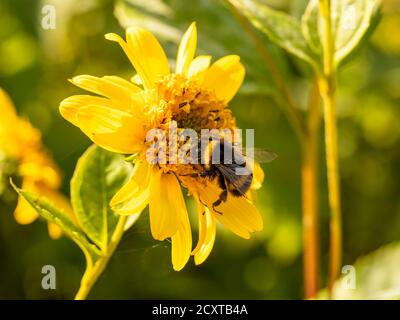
302;0;381;65
320;243;400;299
301;0;323;56
71;145;132;252
228;0;319;70
11;180;101;259
333;0;381;64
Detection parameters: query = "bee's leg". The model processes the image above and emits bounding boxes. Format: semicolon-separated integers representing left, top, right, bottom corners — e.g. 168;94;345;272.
212;191;227;215
217;172;225;189
197;198;208;216
212;205;223;215
198;197;207;207
212;175;227;215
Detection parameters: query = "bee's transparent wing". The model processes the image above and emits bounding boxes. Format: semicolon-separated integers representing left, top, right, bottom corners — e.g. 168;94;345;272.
242;148;278;164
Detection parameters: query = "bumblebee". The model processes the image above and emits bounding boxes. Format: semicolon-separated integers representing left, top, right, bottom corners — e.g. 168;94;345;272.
189;139;277;214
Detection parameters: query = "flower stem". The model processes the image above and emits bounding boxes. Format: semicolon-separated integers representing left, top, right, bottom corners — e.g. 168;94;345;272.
319;0;342;299
74;216;127;300
302;78;321;299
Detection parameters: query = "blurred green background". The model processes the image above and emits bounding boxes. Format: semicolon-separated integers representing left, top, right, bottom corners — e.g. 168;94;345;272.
0;0;399;299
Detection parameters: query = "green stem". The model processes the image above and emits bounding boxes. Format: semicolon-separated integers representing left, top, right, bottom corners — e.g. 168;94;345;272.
74;216;127;300
319;0;342;299
302;78;321;299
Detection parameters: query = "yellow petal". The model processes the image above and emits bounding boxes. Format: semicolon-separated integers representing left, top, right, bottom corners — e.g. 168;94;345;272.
191;199;207;255
197;181;262;239
60;92;146;132
48;223;63;239
91;134;144;155
187;55;211;80
76;105;145;154
171;207;192;271
202;55;245;103
251;161;264;190
176;22;197;75
111;161;152;216
105;28;170;89
197;183;249;239
215;194;263;236
70;75;141;105
111;176;139;206
149;170;183;240
60;95;131;126
59;97;81;126
130;73;143;85
77;105;131;134
193;206;216;266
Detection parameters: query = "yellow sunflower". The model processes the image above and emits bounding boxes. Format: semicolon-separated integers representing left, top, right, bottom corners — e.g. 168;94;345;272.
0;88;72;239
59;23;264;270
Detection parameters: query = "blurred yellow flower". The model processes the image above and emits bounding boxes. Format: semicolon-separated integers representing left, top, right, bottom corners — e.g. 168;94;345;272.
59;23;264;270
0;88;72;239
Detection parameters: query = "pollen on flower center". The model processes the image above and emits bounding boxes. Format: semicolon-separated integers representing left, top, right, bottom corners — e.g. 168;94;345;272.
155;74;236;133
